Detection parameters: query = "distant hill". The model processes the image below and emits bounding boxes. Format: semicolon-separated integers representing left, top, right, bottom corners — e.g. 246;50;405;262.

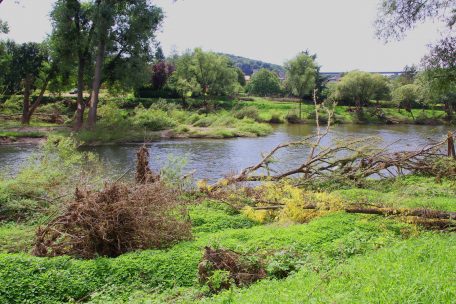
220;53;285;77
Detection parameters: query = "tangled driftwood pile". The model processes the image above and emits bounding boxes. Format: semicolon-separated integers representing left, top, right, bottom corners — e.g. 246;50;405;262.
33;145;191;258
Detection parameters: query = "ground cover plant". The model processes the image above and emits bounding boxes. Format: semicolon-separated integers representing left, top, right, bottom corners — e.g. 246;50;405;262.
0;131;455;303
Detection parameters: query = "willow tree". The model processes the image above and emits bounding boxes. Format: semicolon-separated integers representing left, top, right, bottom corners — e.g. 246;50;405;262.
284;53;316;118
169;49;238;109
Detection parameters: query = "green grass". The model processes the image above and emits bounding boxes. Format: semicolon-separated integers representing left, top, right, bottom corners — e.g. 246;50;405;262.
0;224;34;253
333;175;456;212
237;97;448;125
207;233;456;304
0;211;411;303
0;130;46;138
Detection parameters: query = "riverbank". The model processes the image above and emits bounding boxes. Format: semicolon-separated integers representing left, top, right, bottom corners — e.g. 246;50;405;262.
0;133;455;303
0;97;452;145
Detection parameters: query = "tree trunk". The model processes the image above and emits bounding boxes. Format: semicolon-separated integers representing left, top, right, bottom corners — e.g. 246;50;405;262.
87;38;106;129
21;74;33;125
21;75;49;125
299;99;302;119
444;101;453;120
74;58;86;131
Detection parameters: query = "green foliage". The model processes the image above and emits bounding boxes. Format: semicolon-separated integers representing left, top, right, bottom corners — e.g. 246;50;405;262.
233;106;260;121
222;53;285;77
0;224;34;253
284;53;317;99
392;84;422;115
208;233;455;303
169;49;239;99
0;95;22;114
190;201;256;234
131;105;177;130
334;71;391;109
0;212;410;303
0;135;98;221
98;101;129;126
247;69;282;97
333;175;456;212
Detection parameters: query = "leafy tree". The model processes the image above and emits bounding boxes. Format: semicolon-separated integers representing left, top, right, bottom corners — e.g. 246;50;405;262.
169;48;238;104
51;0;164;128
247;68;281;96
2;42;56;124
85;0;163;128
375;0;456;41
371;73;391;102
334;71;391;111
50;0;95;129
420;36;456;119
236;67;246;87
284;53;316;118
392;84;421;119
154;46;165;62
151;61;175;90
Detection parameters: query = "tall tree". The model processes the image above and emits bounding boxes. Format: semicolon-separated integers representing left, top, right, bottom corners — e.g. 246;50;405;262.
85;0;163;128
284;53;317;118
151;61;175;90
51;0;163;129
51;0;95;130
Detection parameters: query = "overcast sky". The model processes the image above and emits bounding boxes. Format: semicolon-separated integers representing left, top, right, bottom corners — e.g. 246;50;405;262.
0;0;446;71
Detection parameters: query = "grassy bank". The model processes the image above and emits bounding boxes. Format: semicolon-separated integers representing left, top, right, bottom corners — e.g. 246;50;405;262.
1;96;451;145
0;160;455;303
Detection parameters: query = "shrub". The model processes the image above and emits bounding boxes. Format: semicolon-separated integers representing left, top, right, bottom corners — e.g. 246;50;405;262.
268;111;284;123
131;106;177;130
233;106;260;121
0;135;99;221
237;120;272;136
285;111;302;123
0;95;21;114
193;116;216;127
98;102;128;126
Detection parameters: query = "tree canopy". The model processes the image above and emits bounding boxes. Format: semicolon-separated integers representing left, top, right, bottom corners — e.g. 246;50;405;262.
247;68;282;96
169;48;239;101
333;71;391;110
284;53;316;100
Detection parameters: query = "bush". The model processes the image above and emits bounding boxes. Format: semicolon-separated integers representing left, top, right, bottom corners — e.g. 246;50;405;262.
34;182;192;259
285;111;302;123
0;95;22;114
131;105;177;130
233;106;260;121
268;111;284;123
237;120;272;136
98;102;128;126
0;135;99;221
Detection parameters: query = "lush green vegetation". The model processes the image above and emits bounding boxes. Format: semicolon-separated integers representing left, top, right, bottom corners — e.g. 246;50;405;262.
0;137;454;303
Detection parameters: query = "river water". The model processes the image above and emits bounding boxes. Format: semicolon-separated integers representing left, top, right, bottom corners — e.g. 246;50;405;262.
0;124;452;182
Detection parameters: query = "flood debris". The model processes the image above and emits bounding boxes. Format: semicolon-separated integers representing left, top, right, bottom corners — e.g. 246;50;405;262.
198;247;266;293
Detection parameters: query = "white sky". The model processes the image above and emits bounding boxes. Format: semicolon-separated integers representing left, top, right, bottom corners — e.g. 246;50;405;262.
0;0;447;72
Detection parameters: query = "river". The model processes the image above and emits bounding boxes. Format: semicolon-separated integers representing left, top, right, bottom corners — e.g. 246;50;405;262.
0;124;452;182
